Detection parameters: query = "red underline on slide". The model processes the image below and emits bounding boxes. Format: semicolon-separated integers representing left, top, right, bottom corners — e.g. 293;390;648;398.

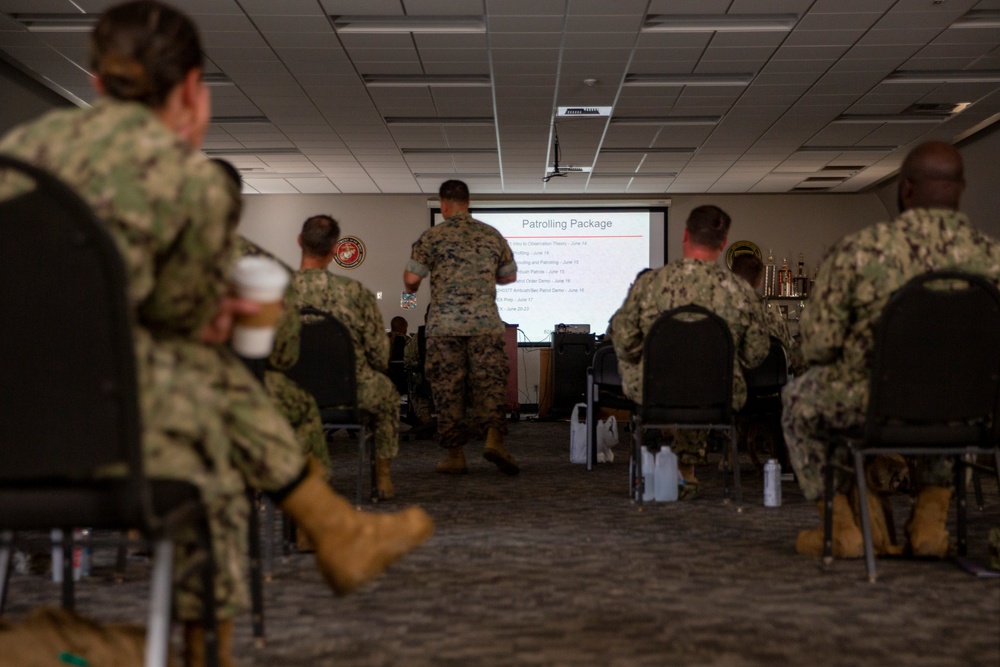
506;235;644;239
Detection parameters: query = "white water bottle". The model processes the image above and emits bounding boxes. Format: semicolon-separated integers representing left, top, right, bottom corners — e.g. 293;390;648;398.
641;446;656;501
764;459;782;507
654;446;679;502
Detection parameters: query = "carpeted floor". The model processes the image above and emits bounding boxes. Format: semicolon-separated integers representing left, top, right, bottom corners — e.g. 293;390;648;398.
4;420;999;666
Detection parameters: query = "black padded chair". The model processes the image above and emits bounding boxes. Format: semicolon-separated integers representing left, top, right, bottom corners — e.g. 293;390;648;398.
285;308;373;505
822;270;1000;581
0;155;219;667
738;336;789;472
585;344;634;471
630;305;741;507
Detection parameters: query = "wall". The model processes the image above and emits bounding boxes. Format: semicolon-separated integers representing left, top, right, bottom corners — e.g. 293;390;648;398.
239;191;893;405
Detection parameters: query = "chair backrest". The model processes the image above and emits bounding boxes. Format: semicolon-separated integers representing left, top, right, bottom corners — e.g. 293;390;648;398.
0;155;145;496
743;336;788;394
641;305;734;425
284;307;359;415
866;270;1000;446
591;343;622;387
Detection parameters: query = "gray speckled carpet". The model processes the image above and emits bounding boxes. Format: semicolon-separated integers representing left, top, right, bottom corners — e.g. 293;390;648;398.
4;420;999;666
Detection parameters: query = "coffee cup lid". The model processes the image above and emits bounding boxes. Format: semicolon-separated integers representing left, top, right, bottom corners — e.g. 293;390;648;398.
231;256;289;296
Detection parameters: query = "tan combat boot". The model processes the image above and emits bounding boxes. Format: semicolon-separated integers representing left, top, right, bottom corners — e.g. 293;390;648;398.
280;459;434;595
906;485;952;557
376;457;395;500
435;447;468;474
795;494;863;558
851;486;903;556
483;427;520;476
183;618;234;667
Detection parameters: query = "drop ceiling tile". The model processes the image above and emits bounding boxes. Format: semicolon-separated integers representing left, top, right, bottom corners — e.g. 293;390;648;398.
318;0;403;15
710;32;787;48
489;16;565;32
240;0;326;15
412;33;486;49
809;0;895;11
243;178;300;193
489;32;563;49
795;12;882;31
647;0;732;14
563;32;639;49
636;33;712;50
264;32;342;49
773;45;851;60
857;29;943;46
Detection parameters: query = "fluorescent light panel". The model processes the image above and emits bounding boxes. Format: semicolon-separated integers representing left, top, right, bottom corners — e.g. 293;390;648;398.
332;15;485;34
364;75;491;88
623;74;753;87
611;116;721;126
211;115;270;124
642;13;797;33
385;117;494;126
546;166;592;173
883;70;1000;84
557;107;613;118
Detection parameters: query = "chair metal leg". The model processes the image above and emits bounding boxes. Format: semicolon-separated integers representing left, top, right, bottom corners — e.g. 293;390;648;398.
356;426;367;507
197;518;220;667
853;449;877;583
247;492;265;647
823;454;835;566
955;458;968;557
145;539;174;667
586;376;595;471
730;426;743;510
262;496;275;580
0;531;12;614
633;421;643;505
972;462;985;511
60;530;74;609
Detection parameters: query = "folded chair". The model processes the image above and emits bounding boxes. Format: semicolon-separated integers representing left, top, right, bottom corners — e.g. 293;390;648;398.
631;305;741;507
0;155;219;667
285;308;373;506
823;270;1000;582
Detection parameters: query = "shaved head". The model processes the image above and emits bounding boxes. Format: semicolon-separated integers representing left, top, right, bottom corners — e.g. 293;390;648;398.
898;140;964;212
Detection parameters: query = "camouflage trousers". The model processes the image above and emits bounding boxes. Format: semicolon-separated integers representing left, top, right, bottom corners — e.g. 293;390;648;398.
782;364;952;502
140;338;305;622
426;334;507;450
264;371;329;467
357;366;400;460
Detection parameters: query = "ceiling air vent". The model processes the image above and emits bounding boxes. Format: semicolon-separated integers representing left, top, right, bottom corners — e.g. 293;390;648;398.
557;107;612;118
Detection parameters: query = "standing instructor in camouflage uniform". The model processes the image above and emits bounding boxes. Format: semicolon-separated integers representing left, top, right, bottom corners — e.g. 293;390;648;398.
291;215;401;499
610;205;769;495
404;180;520;475
0;3;432;664
782;141;1000;561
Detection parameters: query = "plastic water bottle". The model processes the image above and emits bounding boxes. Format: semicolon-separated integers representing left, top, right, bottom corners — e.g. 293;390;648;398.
654;446;679;502
641;446;656;501
764;459;782;507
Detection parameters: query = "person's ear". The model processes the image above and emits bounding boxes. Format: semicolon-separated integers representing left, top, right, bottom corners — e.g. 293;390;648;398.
297;234;304;249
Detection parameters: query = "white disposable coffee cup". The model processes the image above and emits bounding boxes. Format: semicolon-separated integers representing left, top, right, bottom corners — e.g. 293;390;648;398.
230;256;289;358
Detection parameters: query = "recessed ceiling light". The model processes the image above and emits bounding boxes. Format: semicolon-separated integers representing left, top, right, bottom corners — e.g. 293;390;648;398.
797;146;897;153
401;148;498;154
11;13;97;32
332;15;485;34
623;74;753;87
557;107;613;118
883;70;1000;84
610;116;721;126
642;14;798;33
600;147;697;153
363;75;491;88
950;10;1000;29
385;117;494;126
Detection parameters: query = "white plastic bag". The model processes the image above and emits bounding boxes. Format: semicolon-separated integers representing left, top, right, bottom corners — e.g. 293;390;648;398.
569;403;587;464
596;415;618;463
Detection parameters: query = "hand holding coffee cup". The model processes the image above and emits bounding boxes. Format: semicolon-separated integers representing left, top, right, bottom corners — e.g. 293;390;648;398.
230;256;289;358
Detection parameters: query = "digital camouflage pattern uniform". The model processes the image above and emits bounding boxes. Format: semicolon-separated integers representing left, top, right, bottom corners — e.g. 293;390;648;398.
0;99;307;621
782;208;1000;501
610;259;770;465
234;238;328;466
290;268;400;460
406;211;517;450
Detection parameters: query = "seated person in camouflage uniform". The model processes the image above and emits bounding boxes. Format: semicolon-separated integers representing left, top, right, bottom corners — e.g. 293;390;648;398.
0;3;432;664
783;141;1000;560
610;205;769;495
290;215;402;500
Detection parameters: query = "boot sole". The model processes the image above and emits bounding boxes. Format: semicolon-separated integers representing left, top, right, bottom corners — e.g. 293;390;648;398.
483;450;520;476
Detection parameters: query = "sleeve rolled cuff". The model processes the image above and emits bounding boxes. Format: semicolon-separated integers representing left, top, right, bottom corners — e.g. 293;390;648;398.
498;261;517;278
405;258;429;278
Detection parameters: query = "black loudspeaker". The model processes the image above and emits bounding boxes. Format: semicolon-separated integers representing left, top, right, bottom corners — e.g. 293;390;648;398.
550;332;596;417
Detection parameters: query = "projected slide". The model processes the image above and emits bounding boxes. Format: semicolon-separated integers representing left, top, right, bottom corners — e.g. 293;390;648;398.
473;210;661;343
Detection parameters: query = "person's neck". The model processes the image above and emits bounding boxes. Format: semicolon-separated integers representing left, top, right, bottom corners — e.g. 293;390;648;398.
683;245;721;262
300;255;330;271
